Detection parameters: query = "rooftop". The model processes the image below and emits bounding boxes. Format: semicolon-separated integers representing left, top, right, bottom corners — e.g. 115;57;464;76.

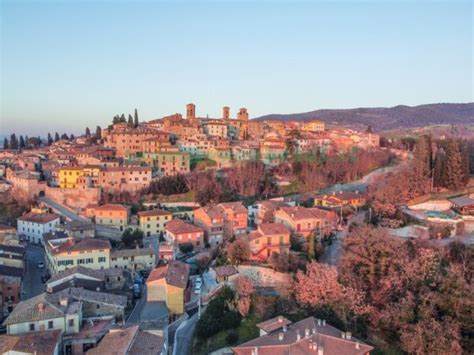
18;212;60;224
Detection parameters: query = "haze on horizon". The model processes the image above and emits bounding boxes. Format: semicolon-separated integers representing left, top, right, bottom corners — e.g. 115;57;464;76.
1;0;472;136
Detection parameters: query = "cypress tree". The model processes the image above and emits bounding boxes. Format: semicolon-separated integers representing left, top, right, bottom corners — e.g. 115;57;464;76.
433;150;446;188
85;127;91;137
70;134;75;140
19;135;25;149
445;139;464;190
25;135;29;149
3;138;8;149
47;133;53;146
128;114;134;127
54;132;60;142
120;114;126;123
61;133;69;140
134;108;139;127
95;126;102;139
9;134;18;149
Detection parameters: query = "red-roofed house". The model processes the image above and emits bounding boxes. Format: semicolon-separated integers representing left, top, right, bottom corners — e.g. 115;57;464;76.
93;204;130;231
247;223;290;261
164;219;204;248
274;206;338;238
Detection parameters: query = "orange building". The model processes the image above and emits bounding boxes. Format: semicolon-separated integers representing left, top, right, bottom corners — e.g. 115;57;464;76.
274;206;338;238
99;166;152;193
193;206;225;246
165;219;205;248
217;202;248;237
93;204;130;231
247;223;290;261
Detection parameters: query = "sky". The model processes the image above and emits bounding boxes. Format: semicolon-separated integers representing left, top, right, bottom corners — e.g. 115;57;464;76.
1;0;473;136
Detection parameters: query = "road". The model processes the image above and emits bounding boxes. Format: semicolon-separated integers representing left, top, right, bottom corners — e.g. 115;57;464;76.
125;287;147;325
173;312;200;355
22;245;46;300
319;211;366;266
39;196;89;222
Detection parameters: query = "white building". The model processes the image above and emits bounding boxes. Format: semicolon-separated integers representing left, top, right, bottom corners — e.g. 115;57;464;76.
17;212;60;244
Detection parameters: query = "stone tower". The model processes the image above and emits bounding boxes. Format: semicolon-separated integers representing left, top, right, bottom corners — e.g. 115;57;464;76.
223;106;230;119
237;107;249;121
186;103;196;120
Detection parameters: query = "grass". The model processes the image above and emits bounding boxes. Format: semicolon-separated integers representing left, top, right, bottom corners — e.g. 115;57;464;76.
192;313;260;355
191;157;217;171
158;191;195;203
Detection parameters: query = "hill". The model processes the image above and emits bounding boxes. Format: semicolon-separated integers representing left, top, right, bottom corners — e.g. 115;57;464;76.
254;103;474;131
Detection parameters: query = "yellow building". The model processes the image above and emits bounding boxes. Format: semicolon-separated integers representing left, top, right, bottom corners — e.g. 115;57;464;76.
137;209;173;237
44;234;111;275
58;165;100;189
146;261;189;315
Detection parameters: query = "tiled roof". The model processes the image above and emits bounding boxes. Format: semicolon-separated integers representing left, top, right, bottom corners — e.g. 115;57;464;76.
128;331;164;354
449;195;474;208
87;325;138;355
214;265;238;278
0;330;62;355
147;261;189;289
3;293;67;325
94;204;129;212
51;238;111;255
137;209;172;218
54;287;127;307
232;316;374;355
278;207;335;220
63;220;94;231
47;265;106;283
165;219;203;235
218;201;248;214
258;223;290;236
257;316;292;333
18;212;60;224
110;247;154;258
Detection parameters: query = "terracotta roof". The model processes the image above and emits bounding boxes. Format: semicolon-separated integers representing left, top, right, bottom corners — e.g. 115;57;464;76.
257;316;292;333
165;219;203;235
94;204;129;212
166;261;190;289
258;223;290;235
232;316;374;355
54;287;127;308
258;200;289;210
128;331;164;354
146;266;169;283
137;209;172;218
218;201;248;214
110;247;154;258
51;238;111;255
18;212;60;224
278;207;336;220
47;265;109;283
63;220;94;231
0;330;62;355
214;265;238;278
101;166;151;172
87;325;138;355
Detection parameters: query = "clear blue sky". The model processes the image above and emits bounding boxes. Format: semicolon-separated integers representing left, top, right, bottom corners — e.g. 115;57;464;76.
1;0;472;136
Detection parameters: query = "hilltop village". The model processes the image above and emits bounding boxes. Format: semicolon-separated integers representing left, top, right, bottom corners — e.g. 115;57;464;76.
0;104;472;355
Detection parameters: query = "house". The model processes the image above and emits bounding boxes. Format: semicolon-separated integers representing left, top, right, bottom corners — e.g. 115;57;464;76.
193;206;225;246
45;266;125;294
143;151;190;177
44;235;111;275
62;220;95;239
214;265;238;284
93;204;130;231
449;195;474;216
62;318;113;355
3;292;82;336
110;247;156;274
138;209;173;237
274;206;338;238
232;316;374;355
58;165;101;189
87;325;166;355
164;219;204;249
217;202;248;237
255;200;289;225
0;224;16;239
146;261;190;315
0;244;25;269
0;265;24;316
158;243;175;262
302;120;325;132
247;223;290;261
98;166;152;193
0;329;62;355
313;191;366;210
17;212;60;244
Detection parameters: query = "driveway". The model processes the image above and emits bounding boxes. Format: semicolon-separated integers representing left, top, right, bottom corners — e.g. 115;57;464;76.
22;244;46;300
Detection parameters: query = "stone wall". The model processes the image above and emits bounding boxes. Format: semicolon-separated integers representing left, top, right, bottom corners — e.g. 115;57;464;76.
237;265;291;288
45;186;100;212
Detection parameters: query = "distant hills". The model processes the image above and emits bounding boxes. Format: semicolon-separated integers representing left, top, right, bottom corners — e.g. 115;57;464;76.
254;103;474;131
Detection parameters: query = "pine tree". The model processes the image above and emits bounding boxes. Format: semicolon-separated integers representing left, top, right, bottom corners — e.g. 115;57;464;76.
445;140;464;190
460;140;470;185
85;127;91;137
61;133;69;140
120;114;126;123
134;108;139;127
25;135;29;149
70;134;75;140
9;134;18;149
54;132;60;142
128;114;134;127
3;138;8;149
19;135;25;149
47;133;53;146
433;150;446;188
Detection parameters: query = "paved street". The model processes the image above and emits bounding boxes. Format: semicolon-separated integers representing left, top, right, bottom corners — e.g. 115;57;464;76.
39;196;89;222
173;311;200;355
126;287;147;325
22;244;46;300
320;211;366;266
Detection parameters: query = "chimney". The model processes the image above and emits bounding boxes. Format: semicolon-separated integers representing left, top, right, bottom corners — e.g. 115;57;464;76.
59;297;68;307
305;327;310;338
312;327;316;334
355;341;360;350
278;333;284;341
251;347;258;355
322;319;326;326
317;319;321;326
341;332;346;339
318;346;324;355
283;325;287;333
346;332;352;340
37;302;44;313
296;329;301;341
278;316;283;323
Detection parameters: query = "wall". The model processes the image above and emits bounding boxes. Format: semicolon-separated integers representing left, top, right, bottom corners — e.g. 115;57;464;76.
45;186;100;212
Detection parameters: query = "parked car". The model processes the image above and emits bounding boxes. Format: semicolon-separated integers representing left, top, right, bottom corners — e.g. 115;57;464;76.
133;284;141;299
194;283;201;295
195;277;202;287
37;261;44;269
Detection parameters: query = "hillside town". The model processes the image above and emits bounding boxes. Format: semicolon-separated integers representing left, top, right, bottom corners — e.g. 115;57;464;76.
0;102;473;355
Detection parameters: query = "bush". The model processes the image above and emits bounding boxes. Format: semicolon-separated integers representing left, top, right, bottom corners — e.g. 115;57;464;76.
179;243;193;254
226;330;239;345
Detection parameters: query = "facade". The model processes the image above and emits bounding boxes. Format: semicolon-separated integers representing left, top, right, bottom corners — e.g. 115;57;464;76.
274;206;338;238
138;209;173;237
0;329;62;355
0;266;23;316
146;261;190;315
110;247;156;274
17;212;60;244
144;151;190;177
302;120;325;132
164;219;204;248
313;191;367;210
99;166;152;193
93;204;130;231
58;165;101;189
247;223;290;261
193;206;225;246
217;202;248;237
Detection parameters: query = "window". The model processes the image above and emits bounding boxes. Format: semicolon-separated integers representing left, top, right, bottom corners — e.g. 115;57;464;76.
68;319;74;327
96;304;100;309
48;321;54;329
29;323;35;331
98;257;106;263
86;258;94;264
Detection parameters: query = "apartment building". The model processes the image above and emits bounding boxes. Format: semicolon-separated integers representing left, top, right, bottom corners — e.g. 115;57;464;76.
99;166;152;193
17;212;60;244
274;206;338;238
137;209;173;237
247;223;290;261
164;219;204;248
93;204;130;231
